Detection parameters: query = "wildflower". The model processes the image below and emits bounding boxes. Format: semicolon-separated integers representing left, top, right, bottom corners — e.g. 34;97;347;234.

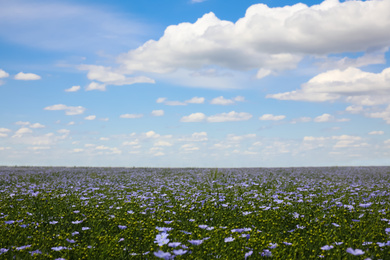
52;246;68;251
4;220;14;224
118;225;127;229
168;242;181;247
245;251;253;258
180;230;191;234
283;242;292;245
269;243;277;249
66;238;76;243
118;238;124;242
127;210;134;214
332;223;340;227
243;211;252;215
198;224;208;229
321;245;334;250
71;231;79;236
16;245;31;250
346;248;364;255
334;242;344;245
261;249;272;257
207;226;215;230
82;227;90;231
72;220;83;224
0;248;9;254
188;239;203;245
29;249;42;256
156;227;173;232
164;220;174;224
154;250;172;259
73;210;80;213
173;249;187;255
155;232;170;246
359;203;372;208
49;221;58;225
225;237;235;242
385;228;390;233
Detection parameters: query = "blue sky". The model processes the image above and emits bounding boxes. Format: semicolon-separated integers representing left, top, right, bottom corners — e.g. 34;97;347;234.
1;0;390;167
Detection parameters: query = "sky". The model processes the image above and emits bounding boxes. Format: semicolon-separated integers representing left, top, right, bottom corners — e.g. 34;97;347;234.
0;0;390;167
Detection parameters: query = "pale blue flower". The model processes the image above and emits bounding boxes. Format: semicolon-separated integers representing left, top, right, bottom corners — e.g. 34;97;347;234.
118;225;127;229
346;248;364;255
154;250;172;259
155;232;170;246
29;249;42;256
52;246;68;251
198;224;208;229
188;239;203;245
156;227;173;232
72;220;83;224
173;249;187;255
225;237;235;242
72;231;79;236
66;238;76;243
168;242;181;247
261;249;272;257
16;245;31;250
320;245;334;250
269;243;277;249
4;220;14;224
245;250;253;258
82;227;90;231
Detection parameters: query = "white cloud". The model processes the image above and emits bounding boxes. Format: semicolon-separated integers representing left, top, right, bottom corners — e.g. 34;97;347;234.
144;131;160;138
12;127;32;137
290;117;311;124
78;65;154;91
191;132;208;142
226;134;256;142
185;97;205;104
157;96;205;106
44;104;86;115
117;0;390;78
65;85;81;92
180;144;199;151
0;69;9;78
210;96;245;105
153;152;165;156
123;139;139;146
259;114;286;121
156;97;167;103
303;134;367;149
14;72;41;80
368;131;384;135
180;113;207;122
86;82;107;91
67;121;75;125
100;137;109;141
207;111;252;122
15;121;30;126
267;67;390;104
120;113;143;119
151;110;164;116
30;123;45;128
85;115;96;120
0;128;11;133
154;141;173;147
0;133;7;138
314;113;349;123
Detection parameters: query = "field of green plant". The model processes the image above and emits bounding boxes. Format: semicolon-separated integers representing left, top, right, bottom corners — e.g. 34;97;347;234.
0;166;390;259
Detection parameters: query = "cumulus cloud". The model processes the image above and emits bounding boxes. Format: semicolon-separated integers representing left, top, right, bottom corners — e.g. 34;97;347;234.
154;141;173;147
368;130;384;135
180;113;207;122
151;110;164;116
156;96;205;106
79;65;154;91
179;132;208;142
180;144;200;151
12;127;33;137
303;134;368;149
181;111;252;122
210;96;245;105
259;114;286;121
313;113;349;123
44;104;86;115
0;69;9;78
0;128;11;133
85;115;96;120
120;113;143;119
30;123;45;128
207;111;252;122
65;85;81;92
14;72;41;80
117;0;390;78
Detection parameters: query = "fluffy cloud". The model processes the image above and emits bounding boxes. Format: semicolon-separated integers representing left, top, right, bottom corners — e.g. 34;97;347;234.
259;114;286;121
65;85;81;92
179;132;208;142
29;123;45;128
79;65;154;91
0;69;9;78
12;127;32;137
14;72;41;80
313;113;349;123
181;111;252;122
151;110;164;116
44;104;86;115
368;131;384;135
120;113;143;119
180;113;207;122
210;96;245;105
85;115;96;120
156;96;205;106
180;144;200;151
207;111;252;122
303;135;368;149
154;141;173;147
117;0;390;78
267;67;390;103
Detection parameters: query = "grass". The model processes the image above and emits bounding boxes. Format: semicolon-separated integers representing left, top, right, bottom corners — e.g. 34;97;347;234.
0;166;389;259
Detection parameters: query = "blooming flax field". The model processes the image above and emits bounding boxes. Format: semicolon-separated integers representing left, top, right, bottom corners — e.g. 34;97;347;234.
1;167;390;259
